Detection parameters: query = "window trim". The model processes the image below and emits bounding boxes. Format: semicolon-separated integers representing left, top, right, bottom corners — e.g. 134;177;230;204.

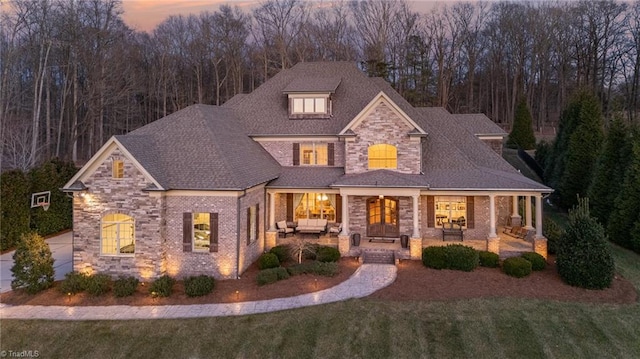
100;213;135;256
299;143;328;166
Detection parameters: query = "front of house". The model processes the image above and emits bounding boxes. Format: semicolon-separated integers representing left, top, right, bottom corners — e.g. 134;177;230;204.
63;62;551;281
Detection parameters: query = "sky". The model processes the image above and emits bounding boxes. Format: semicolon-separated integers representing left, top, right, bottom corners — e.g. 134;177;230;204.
120;0;460;33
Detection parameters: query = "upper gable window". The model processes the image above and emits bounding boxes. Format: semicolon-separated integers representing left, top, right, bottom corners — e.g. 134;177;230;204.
292;97;327;114
368;144;397;169
301;143;328;165
112;159;124;179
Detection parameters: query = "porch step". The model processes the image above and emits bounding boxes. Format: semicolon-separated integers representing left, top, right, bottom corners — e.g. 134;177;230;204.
362;250;395;265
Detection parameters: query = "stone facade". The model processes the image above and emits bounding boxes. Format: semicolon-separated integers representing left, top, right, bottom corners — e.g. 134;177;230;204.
72;148;164;279
345;102;421;174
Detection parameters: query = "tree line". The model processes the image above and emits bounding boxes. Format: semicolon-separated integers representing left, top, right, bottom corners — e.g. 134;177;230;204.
3;0;640;170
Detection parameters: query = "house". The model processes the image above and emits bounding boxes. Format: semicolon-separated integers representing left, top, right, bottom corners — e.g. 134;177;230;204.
62;62;551;280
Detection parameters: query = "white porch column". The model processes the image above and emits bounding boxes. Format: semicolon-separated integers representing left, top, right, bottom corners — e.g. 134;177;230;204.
512;195;519;217
341;194;349;236
525;195;533;229
269;192;276;230
489;194;498;238
535;194;543;238
412;194;420;238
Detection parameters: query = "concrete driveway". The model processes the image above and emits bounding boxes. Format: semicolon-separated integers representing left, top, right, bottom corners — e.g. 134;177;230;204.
0;231;73;293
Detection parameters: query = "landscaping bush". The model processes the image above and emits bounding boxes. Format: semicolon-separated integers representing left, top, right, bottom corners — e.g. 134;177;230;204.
316;246;340;262
287;261;339;277
29;159;77;236
479;251;500;268
184;275;215;297
149;275;176;297
521;252;546;271
85;274;111;296
113;276;139;297
10;232;55;294
502;257;532;278
0;170;31;251
543;217;564;255
304;243;320;260
269;245;291;263
422;246;448;269
59;271;88;294
557;197;614;289
256;267;290;286
445;244;479;272
258;252;280;270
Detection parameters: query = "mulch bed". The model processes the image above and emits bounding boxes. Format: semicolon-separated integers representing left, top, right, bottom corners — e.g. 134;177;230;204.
1;256;636;307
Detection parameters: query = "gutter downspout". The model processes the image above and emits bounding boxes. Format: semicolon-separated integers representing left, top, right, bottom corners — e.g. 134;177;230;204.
236;190;247;279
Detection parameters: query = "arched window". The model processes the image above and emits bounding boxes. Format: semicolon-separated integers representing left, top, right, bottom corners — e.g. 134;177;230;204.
368;144;397;169
101;214;135;255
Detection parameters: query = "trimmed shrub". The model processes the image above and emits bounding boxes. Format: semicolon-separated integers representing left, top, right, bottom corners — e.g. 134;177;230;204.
304;243;320;260
422;246;447;269
85;274;111;296
113;276;139;297
10;232;55;294
557;197;614;289
256;267;290;286
59;271;88;294
445;244;479;272
521;252;546;271
258;253;280;270
184;275;215;297
0;170;31;251
479;251;500;268
269;245;291;263
543;217;564;255
316;246;340;262
29;159;77;236
503;257;532;278
149;275;175;297
287;261;339;277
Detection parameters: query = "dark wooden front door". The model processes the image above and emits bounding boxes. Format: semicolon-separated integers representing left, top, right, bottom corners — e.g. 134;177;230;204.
367;197;399;238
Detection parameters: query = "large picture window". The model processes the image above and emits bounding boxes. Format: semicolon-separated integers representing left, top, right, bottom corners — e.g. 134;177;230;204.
294;193;336;221
368;144;397;169
300;143;328;165
101;213;135;255
435;196;467;228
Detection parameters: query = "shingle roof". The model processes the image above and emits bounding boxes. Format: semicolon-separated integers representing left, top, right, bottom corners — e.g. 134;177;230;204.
282;77;341;93
267;167;344;188
453;113;507;136
119;104;281;190
332;170;428;188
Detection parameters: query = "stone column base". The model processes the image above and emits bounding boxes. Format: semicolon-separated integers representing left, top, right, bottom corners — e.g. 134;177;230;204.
410;237;423;260
265;231;277;251
338;234;350;255
534;237;548;259
487;236;500;254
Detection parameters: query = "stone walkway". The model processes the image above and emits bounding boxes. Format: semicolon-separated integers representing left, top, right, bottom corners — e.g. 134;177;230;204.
0;264;396;321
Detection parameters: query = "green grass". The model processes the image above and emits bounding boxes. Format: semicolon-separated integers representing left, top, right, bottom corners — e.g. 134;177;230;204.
2;243;639;359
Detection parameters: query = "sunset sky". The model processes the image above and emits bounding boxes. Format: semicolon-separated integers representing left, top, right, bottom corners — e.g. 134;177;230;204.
120;0;458;33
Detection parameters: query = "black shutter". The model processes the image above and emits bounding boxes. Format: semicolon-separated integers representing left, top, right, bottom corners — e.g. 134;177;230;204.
293;143;300;166
335;194;342;223
286;194;293;221
210;213;218;253
427;196;435;228
183;213;192;252
328;143;335;166
246;207;251;245
466;196;475;229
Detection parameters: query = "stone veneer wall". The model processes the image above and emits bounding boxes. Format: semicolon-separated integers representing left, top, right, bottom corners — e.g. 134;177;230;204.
347;196;414;238
345;102;421;174
259;141;344;167
73;148;163;280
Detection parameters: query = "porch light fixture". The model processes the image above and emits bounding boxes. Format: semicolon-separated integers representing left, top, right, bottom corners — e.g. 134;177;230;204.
379;195;384;199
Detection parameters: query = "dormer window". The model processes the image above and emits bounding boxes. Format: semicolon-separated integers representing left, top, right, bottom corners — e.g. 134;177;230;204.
283;77;341;119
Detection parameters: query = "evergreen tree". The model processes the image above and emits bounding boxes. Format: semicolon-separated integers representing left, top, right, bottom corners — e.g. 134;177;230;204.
588;117;631;225
555;91;604;209
607;137;640;253
507;98;536;149
11;232;55;294
29;158;77;236
0;170;31;251
556;197;614;289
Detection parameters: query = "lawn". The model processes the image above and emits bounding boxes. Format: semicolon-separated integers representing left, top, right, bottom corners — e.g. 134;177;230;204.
2;245;639;359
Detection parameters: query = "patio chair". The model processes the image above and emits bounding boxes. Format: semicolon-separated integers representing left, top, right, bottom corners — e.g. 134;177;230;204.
329;223;342;237
276;220;295;238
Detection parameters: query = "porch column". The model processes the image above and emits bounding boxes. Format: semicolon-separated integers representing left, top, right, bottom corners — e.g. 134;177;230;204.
341;194;349;236
525;195;533;229
535;194;543;238
511;195;521;226
269;192;276;231
489;194;498;238
412;194;420;238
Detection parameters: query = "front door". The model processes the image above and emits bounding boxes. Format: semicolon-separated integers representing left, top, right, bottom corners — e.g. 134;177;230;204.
367;197;399;238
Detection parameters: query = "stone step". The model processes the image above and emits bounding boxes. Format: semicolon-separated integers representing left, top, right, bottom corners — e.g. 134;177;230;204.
362;250;395;264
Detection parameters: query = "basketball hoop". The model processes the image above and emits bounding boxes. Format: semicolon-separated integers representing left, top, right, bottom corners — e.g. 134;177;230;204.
42;203;50;211
31;191;51;211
